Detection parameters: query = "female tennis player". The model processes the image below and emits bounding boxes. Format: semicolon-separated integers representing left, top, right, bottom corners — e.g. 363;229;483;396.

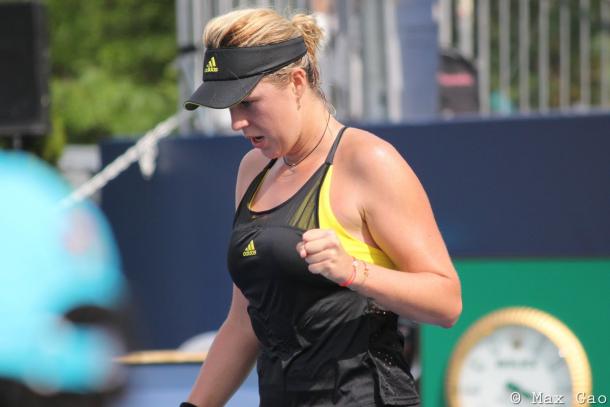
181;8;461;407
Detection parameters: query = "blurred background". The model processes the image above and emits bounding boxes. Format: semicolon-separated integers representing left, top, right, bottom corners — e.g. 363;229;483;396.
1;0;609;406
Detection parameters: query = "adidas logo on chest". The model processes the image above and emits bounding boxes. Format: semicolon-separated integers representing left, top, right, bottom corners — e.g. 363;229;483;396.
242;239;257;257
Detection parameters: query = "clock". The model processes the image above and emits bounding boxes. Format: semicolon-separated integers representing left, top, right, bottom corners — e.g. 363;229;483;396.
445;306;592;406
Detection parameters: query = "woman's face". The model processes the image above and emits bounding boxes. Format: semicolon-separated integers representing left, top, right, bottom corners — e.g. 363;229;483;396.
229;79;302;159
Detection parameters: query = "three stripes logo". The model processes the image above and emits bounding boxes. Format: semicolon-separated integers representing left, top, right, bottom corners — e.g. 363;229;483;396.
204;56;219;73
242;240;257;257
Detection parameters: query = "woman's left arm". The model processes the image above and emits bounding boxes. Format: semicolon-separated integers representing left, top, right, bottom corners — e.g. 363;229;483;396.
350;140;462;328
298;137;462;328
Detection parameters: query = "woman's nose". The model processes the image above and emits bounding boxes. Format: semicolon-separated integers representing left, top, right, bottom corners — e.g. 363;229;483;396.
230;108;248;131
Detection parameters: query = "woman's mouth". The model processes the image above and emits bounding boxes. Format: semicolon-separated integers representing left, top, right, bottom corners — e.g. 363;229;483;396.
250;136;265;147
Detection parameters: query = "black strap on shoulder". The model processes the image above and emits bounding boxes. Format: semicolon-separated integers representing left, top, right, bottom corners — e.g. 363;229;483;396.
234;158;277;220
264;158;278;171
325;126;349;165
244;158;276;202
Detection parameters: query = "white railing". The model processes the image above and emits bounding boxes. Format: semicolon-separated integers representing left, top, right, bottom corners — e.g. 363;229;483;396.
440;0;610;114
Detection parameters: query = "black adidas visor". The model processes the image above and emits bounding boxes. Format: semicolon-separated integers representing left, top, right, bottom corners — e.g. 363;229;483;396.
184;37;307;110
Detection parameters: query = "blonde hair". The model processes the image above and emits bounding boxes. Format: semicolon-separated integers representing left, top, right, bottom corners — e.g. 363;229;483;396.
203;8;325;98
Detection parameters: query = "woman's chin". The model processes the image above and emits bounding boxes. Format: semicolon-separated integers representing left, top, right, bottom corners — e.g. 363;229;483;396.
260;148;281;160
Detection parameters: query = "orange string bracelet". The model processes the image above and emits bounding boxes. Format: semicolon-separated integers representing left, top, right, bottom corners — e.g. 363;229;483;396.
348;259;370;291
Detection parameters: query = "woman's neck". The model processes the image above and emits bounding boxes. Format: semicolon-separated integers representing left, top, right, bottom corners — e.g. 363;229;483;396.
283;102;334;169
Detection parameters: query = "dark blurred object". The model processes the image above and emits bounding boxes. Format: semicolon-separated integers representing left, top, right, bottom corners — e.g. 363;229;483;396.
0;379;114;407
438;48;479;115
398;319;420;392
0;2;50;137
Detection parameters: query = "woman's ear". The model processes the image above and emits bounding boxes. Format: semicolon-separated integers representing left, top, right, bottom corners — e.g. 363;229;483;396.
291;67;308;100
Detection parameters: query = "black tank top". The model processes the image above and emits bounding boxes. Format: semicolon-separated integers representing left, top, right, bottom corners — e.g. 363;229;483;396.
227;128;420;406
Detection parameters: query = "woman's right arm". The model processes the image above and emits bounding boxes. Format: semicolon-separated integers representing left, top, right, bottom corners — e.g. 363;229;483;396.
186;285;260;407
186;149;267;406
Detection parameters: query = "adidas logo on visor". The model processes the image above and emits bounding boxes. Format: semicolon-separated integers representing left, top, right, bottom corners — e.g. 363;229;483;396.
204;56;219;73
242;240;257;257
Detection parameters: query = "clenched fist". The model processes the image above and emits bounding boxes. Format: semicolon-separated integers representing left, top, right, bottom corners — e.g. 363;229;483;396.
296;229;353;285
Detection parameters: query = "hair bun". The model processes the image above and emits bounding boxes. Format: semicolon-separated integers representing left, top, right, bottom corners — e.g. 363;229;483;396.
291;13;324;55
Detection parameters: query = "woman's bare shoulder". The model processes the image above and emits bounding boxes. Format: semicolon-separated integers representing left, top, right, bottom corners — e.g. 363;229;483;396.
238;148;270;177
338;127;407;179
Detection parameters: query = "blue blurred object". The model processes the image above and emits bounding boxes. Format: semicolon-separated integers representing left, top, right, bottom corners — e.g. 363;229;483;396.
0;151;126;394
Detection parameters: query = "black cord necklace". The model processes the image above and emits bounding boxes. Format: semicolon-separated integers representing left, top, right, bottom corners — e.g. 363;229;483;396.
283;111;331;168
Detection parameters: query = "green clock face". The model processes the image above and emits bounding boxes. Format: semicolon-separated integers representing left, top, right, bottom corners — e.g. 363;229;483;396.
446;307;592;407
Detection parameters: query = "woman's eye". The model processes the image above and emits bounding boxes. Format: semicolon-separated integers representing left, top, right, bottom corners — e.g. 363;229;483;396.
241;100;252;108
